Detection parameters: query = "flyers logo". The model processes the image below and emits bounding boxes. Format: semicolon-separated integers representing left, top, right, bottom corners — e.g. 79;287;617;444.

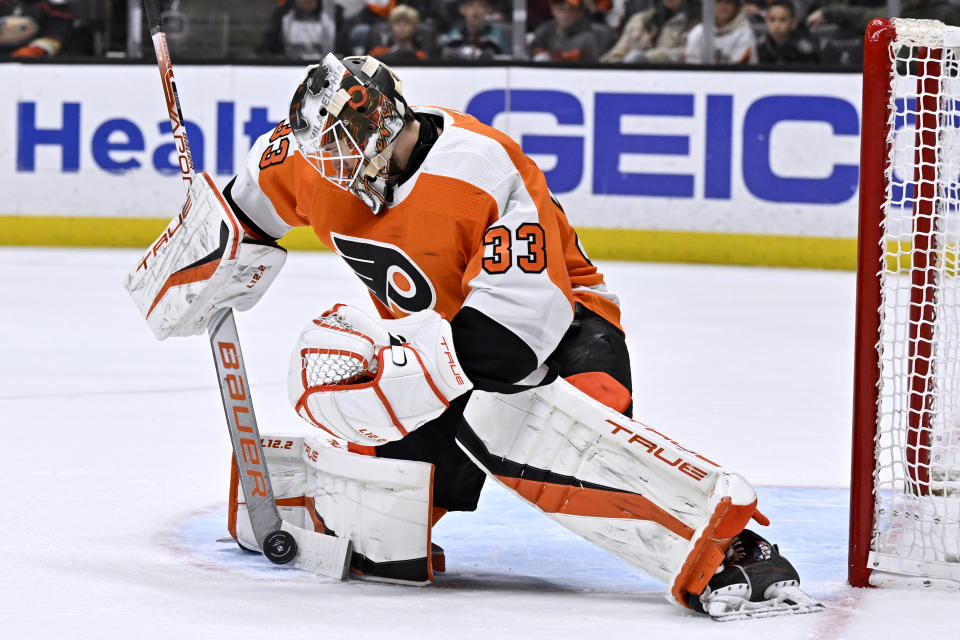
331;233;436;315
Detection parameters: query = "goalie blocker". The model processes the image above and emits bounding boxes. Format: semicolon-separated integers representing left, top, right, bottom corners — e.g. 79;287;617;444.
123;171;286;340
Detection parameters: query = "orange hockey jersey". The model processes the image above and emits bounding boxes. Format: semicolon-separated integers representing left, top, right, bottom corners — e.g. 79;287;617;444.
226;106;622;386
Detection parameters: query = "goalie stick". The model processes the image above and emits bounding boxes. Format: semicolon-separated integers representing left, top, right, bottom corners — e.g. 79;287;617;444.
142;0;351;578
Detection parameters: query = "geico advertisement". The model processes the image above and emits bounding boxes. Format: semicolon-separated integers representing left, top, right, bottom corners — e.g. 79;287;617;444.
1;63;866;237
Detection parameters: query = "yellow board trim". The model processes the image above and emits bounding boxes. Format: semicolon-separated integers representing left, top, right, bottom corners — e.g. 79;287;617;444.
0;216;330;252
0;215;859;271
575;228;858;271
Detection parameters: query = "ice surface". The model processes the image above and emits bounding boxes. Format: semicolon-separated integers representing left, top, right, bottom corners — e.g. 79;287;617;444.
1;247;955;639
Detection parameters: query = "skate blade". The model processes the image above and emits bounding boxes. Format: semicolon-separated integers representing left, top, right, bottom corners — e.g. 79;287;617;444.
709;600;825;621
707;585;825;621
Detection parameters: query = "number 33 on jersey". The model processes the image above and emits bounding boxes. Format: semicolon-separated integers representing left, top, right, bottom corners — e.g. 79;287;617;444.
226;106;622;369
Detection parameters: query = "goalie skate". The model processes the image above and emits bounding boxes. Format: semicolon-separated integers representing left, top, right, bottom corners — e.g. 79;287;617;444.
705;584;825;622
691;529;825;622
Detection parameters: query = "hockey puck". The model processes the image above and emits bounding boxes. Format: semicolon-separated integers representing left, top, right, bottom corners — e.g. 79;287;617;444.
262;530;297;564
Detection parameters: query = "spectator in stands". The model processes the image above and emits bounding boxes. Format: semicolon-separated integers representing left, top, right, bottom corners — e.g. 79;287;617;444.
685;0;757;64
437;0;510;60
600;0;696;63
742;0;812;21
530;0;612;61
807;0;960;35
344;0;397;55
258;0;340;60
0;0;73;58
528;0;561;30
510;0;605;38
367;4;430;62
757;0;820;63
405;0;470;33
605;0;648;34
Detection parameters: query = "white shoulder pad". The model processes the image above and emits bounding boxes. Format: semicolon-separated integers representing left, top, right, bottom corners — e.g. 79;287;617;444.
124;171;287;340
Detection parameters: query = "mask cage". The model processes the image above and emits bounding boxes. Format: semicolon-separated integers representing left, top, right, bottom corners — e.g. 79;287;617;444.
298;119;366;192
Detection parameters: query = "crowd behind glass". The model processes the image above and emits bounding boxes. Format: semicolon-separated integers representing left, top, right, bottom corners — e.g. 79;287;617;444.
2;0;958;66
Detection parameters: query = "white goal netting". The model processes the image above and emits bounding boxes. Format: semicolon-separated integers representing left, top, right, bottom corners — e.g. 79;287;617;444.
871;19;960;586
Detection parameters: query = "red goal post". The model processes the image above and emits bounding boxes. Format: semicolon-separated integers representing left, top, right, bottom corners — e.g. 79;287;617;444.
851;18;960;589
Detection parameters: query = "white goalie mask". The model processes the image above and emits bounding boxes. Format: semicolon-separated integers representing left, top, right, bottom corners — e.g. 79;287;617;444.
289;54;409;215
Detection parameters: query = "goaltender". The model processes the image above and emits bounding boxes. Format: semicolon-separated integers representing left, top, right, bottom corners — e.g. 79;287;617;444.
131;54;823;620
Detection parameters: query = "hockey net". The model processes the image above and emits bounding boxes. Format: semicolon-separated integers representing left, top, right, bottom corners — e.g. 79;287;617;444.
851;18;960;588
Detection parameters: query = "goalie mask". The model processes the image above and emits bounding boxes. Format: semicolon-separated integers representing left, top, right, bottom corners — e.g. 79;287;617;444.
289;54;409;215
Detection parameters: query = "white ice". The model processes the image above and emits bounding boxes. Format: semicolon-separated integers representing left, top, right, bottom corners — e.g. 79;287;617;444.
1;247;954;639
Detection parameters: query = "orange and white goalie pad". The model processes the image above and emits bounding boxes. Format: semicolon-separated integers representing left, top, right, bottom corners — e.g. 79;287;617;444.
229;435;440;585
124;171;286;340
287;304;473;444
459;379;769;609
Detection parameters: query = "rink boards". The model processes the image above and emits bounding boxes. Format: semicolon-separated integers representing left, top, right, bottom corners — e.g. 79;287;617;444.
0;62;866;268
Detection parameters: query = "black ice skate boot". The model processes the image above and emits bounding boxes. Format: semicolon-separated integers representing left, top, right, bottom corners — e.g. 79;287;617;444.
687;529;825;621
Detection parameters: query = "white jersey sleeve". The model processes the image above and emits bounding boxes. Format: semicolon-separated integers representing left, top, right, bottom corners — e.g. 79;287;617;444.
459;151;575;367
415;115;578;385
223;119;303;240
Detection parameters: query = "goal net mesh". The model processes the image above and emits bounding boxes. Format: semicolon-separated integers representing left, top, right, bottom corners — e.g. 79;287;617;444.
872;18;960;585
